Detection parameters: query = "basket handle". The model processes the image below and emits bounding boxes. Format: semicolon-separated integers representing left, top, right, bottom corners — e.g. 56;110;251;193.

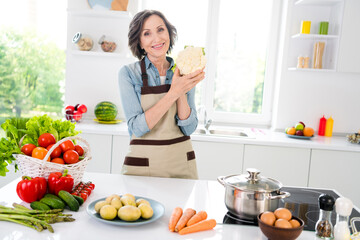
42;136;91;166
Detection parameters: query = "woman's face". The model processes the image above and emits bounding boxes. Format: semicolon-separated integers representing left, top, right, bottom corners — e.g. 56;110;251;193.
140;14;170;59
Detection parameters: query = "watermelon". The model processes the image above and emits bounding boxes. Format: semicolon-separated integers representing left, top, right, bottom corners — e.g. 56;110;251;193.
94;101;118;121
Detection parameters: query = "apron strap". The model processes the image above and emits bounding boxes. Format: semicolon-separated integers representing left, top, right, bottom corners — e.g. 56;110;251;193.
140;58;148;87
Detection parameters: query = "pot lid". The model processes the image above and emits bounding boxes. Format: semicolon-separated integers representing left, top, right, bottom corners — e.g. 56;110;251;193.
223;168;283;192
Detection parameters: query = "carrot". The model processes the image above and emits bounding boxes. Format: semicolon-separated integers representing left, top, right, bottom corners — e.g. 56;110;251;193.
168;207;183;232
179;219;217;235
175;208;196;232
186;210;208;226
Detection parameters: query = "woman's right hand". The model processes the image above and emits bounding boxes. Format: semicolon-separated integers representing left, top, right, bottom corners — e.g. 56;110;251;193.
169;67;205;99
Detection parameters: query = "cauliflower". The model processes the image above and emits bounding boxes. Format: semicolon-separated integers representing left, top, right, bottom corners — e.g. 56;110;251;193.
176;46;206;75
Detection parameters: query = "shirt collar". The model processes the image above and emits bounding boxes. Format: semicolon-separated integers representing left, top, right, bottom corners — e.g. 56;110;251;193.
144;55;175;71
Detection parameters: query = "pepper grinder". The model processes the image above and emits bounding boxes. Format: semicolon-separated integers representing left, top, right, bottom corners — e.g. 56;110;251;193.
334;197;353;240
315;194;335;239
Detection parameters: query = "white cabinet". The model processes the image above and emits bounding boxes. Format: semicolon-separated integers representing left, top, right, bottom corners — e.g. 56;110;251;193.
79;133;112;173
0;168;21;188
243;145;311;187
111;135;130;174
288;0;344;71
309;149;360;207
337;0;360;73
192;141;244;180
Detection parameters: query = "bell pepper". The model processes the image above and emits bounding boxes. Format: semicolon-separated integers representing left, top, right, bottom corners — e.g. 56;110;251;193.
16;176;47;203
48;169;74;195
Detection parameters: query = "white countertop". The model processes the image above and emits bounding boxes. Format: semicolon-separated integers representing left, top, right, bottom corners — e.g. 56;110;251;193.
76;120;360;152
0;172;317;240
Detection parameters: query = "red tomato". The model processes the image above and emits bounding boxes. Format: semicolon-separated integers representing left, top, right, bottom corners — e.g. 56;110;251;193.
32;147;50;161
80;192;88;201
21;143;36;156
46;144;62;159
63;150;79;164
51;158;65;164
60;140;75;153
77;104;87;113
65;105;75;112
89;183;95;190
74;145;84;156
73;111;82;121
38;133;56;148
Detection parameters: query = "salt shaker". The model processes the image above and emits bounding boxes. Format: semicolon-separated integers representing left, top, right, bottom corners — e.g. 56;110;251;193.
315;194;335;239
334;197;353;240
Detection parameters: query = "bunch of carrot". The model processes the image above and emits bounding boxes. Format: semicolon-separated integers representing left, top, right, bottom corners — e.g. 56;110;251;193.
168;207;216;235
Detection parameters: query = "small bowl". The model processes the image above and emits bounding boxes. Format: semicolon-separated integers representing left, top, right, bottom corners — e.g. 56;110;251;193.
258;213;304;240
64;112;86;123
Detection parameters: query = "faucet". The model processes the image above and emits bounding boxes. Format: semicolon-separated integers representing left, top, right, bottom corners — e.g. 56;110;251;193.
198;106;212;132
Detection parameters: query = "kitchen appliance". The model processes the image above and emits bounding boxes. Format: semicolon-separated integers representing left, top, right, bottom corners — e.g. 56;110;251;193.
217;168;290;220
215;186;360;233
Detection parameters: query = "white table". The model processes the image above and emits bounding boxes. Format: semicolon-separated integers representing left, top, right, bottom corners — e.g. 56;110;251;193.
0;172;317;239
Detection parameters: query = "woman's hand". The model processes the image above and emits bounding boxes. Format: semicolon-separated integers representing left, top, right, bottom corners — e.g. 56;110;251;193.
169;67;205;99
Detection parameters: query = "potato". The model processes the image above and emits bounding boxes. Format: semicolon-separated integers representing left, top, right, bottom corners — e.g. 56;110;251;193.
135;198;150;207
100;205;117;220
111;198;123;210
122;193;135;202
94;201;109;213
138;203;153;219
120;196;136;206
106;194;120;203
118;205;141;221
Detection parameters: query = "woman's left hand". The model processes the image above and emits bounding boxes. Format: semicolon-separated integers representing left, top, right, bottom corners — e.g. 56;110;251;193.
169;67;205;99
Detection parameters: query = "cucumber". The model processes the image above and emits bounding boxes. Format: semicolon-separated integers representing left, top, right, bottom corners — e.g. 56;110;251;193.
58;190;80;211
44;193;64;202
72;195;84;206
40;197;65;210
30;201;51;210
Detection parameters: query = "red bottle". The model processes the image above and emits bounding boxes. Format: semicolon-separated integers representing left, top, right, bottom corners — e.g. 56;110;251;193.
318;115;327;136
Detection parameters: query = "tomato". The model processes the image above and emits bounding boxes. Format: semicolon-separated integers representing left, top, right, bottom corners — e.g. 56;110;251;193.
77;104;87;113
21;143;37;156
59;140;75;153
32;147;50;161
63;150;79;164
83;187;92;194
65;105;75;112
80;192;88;201
51;157;65;164
73;111;82;121
74;145;84;156
46;144;62;159
38;133;56;148
89;183;95;190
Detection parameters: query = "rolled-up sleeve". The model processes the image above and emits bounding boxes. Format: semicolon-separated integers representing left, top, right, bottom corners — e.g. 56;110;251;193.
118;66;150;137
175;87;198;136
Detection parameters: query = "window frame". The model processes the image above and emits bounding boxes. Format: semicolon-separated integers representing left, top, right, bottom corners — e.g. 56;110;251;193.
202;0;283;126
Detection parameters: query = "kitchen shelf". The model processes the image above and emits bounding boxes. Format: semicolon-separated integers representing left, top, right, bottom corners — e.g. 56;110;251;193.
68;9;132;19
291;33;339;39
69;50;131;58
288;67;336;72
295;0;342;6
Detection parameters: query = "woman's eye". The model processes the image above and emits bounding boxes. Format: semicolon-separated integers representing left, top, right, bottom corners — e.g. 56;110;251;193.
144;32;150;36
158;28;164;32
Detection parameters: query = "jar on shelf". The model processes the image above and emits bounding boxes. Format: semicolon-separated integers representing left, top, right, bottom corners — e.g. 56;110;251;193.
98;35;117;53
72;32;93;51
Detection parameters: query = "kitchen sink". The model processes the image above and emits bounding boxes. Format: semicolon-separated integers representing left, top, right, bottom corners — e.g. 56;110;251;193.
194;128;255;138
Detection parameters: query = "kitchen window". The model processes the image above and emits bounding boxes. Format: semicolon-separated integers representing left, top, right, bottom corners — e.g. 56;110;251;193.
140;0;282;126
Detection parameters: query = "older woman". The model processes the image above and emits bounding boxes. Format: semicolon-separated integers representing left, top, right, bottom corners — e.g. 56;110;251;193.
118;10;205;179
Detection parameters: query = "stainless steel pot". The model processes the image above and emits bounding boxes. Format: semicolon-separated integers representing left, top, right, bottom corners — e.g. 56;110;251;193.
217;168;291;221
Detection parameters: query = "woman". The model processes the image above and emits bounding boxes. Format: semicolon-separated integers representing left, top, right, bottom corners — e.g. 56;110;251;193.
118;10;205;179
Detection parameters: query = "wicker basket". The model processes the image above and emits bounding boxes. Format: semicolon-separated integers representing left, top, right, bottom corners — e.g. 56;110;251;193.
13;136;92;185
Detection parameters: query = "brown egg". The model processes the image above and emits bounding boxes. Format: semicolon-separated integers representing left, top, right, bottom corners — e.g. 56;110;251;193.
289;219;301;228
274;219;292;228
260;211;276;226
274;208;292;221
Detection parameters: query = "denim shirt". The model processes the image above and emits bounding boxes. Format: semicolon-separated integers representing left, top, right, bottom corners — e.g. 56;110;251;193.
118;56;198;138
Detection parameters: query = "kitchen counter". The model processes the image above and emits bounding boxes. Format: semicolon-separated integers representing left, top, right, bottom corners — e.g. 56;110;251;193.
76;120;360;152
0;172;319;240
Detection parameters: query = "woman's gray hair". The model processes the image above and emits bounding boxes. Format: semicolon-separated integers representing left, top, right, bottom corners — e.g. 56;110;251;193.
128;10;177;60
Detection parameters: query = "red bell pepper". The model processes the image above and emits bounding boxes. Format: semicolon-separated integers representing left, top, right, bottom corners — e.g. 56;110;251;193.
16;176;47;203
48;169;74;195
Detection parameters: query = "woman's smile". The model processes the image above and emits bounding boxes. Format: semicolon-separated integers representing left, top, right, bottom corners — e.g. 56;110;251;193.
152;43;165;50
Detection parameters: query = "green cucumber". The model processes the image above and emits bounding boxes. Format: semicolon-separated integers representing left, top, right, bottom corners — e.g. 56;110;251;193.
40;197;65;210
30;201;51;211
58;190;79;211
72;195;84;206
44;193;63;201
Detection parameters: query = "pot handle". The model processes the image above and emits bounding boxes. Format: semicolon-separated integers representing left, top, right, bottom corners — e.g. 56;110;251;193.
217;176;225;186
268;191;291;200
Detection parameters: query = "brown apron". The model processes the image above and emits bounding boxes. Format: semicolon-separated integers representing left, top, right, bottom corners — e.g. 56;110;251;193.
121;58;198;179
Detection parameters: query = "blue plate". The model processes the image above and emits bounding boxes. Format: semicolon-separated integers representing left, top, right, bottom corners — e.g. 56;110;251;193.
86;196;165;226
286;134;314;140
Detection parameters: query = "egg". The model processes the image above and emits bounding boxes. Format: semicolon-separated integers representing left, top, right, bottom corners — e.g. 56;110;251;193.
260;211;276;226
274;219;292;228
274;208;292;221
289;219;301;228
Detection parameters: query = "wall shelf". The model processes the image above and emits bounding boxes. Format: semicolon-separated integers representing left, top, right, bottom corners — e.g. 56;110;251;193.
68;50;133;59
295;0;342;6
291;33;339;39
68;9;132;19
288;67;336;72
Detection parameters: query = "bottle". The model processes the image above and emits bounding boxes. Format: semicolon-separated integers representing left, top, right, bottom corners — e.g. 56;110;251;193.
297;56;304;68
334;197;353;240
325;116;334;137
304;57;310;68
315;194;335;239
318;115;327;136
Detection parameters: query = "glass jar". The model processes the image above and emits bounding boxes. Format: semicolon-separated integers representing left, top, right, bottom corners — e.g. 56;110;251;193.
315;194;335;239
72;32;93;51
98;35;117;52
